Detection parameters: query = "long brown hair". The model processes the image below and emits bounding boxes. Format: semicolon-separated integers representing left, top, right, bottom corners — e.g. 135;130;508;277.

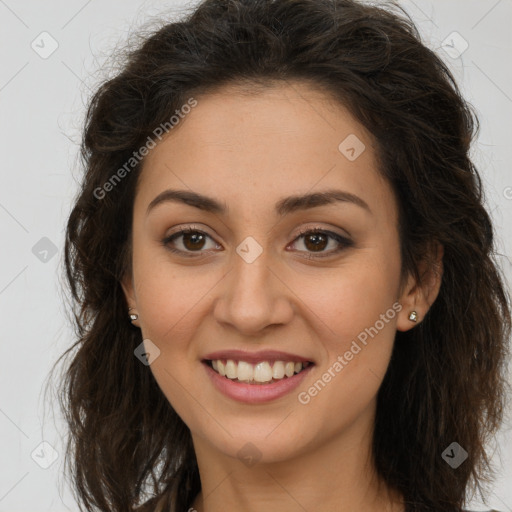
53;1;511;511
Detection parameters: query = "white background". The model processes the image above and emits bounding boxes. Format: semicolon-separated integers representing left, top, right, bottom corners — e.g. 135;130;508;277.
0;0;511;510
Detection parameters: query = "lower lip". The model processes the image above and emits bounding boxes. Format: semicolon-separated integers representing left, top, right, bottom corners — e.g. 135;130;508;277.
203;362;314;404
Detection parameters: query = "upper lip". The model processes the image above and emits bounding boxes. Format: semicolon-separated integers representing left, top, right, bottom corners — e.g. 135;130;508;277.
202;349;314;365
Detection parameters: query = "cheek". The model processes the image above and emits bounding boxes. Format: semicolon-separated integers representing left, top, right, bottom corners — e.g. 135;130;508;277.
304;249;401;345
130;249;214;426
297;249;401;409
132;240;214;344
295;272;400;436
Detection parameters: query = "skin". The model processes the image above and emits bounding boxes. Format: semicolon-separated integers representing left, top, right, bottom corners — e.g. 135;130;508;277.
122;81;443;512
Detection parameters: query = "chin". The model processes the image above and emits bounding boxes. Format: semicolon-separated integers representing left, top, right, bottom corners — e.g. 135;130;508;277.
193;419;320;466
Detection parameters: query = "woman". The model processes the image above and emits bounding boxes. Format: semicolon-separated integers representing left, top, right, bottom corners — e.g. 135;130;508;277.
56;0;511;511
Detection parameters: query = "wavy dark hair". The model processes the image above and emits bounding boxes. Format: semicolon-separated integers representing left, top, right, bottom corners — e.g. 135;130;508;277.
54;0;511;511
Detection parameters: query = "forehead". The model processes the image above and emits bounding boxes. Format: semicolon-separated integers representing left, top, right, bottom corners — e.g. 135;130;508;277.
144;81;369;162
135;81;395;222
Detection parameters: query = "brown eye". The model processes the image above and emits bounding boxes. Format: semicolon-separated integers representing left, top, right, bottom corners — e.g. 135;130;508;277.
162;228;221;257
290;229;353;258
181;231;207;251
162;226;352;259
302;232;328;252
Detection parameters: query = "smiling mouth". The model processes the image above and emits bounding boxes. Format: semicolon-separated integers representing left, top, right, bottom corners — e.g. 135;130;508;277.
204;359;313;385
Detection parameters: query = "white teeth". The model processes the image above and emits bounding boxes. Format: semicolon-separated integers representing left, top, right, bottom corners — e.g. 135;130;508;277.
237;361;253;382
209;359;310;383
272;361;285;379
254;362;273;383
285;362;295;377
225;359;237;379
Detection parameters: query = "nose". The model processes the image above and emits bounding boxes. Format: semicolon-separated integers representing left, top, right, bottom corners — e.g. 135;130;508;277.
213;248;295;336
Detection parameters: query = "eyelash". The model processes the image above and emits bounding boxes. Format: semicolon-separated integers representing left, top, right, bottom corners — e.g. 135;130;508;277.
161;226;353;259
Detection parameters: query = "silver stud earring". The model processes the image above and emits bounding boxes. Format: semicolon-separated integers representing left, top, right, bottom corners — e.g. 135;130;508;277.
128;308;138;322
408;311;418;322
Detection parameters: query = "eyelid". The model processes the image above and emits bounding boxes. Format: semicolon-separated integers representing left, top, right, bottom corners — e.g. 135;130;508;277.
161;225;221;254
161;224;353;258
163;223;351;242
292;223;352;241
287;226;353;258
163;223;213;239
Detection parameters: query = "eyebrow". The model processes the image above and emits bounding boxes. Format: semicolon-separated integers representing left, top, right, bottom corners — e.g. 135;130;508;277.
146;188;371;216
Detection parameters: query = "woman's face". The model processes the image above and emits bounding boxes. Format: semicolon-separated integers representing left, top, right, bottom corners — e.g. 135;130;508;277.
123;81;419;465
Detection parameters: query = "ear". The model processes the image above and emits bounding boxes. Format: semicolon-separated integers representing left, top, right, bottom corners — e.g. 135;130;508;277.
396;241;444;332
121;271;141;328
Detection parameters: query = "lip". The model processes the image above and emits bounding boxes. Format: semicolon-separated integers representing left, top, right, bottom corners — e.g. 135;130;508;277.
203;360;314;404
202;349;313;365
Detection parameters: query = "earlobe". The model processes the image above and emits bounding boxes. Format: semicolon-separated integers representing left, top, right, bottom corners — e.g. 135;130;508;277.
396;242;444;332
121;274;141;328
395;271;420;332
